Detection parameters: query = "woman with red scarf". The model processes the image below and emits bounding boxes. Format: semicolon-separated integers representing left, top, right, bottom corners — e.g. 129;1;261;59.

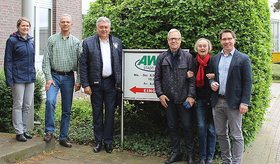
192;38;216;164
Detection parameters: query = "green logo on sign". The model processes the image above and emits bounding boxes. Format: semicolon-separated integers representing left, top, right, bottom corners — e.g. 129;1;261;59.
135;55;158;72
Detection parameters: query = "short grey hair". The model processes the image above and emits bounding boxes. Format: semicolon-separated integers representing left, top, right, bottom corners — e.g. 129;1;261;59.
167;29;181;39
194;38;213;52
60;14;72;22
96;16;111;27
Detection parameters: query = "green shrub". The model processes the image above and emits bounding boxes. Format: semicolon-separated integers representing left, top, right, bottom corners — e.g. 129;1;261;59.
34;71;44;121
0;69;44;132
69;98;93;144
115;133;169;156
35;97;93;143
0;69;13;132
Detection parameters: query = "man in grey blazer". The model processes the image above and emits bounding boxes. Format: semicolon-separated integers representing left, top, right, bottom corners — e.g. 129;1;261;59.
210;29;252;164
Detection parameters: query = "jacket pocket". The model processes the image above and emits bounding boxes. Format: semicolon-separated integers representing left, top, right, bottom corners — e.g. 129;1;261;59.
178;64;189;77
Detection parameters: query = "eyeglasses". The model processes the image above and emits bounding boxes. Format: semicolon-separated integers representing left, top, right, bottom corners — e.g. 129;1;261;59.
221;37;233;41
168;38;181;41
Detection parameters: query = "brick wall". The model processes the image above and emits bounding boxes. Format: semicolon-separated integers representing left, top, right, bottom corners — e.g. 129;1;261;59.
0;0;22;67
53;0;82;40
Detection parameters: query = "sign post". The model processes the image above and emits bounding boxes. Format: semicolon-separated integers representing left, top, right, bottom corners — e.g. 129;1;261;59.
121;49;165;146
123;49;166;100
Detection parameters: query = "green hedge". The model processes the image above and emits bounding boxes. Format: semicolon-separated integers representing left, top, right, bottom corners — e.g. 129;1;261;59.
0;69;44;132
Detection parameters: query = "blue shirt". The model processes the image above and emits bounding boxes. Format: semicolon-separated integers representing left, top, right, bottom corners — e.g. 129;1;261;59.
218;49;235;95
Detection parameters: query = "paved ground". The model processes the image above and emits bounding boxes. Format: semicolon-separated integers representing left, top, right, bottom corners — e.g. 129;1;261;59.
242;83;280;164
4;83;280;164
16;143;167;164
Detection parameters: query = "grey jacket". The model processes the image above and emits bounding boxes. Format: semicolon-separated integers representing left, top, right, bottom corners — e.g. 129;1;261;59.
154;48;196;104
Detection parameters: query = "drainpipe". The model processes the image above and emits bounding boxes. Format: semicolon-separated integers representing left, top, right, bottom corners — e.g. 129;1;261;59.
22;0;35;131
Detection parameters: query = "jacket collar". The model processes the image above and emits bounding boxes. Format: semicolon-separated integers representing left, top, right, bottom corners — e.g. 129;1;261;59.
13;31;33;41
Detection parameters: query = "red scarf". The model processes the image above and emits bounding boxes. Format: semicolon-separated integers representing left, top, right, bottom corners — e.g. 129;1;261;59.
196;53;210;88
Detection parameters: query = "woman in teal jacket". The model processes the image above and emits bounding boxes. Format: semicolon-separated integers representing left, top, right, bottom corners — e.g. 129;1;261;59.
4;17;35;142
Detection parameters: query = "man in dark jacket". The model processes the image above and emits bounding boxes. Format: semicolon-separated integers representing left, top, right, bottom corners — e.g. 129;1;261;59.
154;29;196;164
79;16;122;154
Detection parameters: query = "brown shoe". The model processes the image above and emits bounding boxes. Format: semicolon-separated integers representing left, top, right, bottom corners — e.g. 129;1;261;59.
59;139;72;148
43;133;53;143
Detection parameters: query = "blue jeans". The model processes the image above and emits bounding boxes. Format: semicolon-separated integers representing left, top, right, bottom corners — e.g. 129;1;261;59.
195;99;216;161
45;73;74;140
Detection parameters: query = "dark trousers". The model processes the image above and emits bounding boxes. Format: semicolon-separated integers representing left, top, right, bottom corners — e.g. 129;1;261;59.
165;101;194;155
90;77;117;145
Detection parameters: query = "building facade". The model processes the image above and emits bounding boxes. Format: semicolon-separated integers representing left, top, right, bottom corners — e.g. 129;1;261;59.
270;0;280;52
0;0;82;70
272;19;280;52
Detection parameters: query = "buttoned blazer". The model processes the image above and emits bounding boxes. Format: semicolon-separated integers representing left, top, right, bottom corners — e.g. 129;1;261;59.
210;49;252;109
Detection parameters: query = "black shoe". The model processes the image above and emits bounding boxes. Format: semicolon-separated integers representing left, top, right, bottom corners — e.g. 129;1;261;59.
24;132;32;139
165;152;182;164
93;142;102;153
59;139;72;148
43;133;53;143
187;155;194;164
104;143;113;153
16;134;27;142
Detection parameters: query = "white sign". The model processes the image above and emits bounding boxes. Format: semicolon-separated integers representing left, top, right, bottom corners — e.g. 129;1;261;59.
122;49;166;101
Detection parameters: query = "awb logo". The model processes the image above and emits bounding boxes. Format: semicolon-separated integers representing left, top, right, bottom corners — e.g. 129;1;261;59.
135;55;158;72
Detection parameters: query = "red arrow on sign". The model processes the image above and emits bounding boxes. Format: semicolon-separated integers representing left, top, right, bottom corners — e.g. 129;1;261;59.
130;86;155;94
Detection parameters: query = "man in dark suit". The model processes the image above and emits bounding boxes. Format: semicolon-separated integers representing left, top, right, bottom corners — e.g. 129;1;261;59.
79;16;122;153
210;29;252;164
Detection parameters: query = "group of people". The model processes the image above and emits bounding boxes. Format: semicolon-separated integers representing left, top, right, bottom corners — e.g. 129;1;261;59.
4;13;252;164
4;14;122;154
155;29;252;164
